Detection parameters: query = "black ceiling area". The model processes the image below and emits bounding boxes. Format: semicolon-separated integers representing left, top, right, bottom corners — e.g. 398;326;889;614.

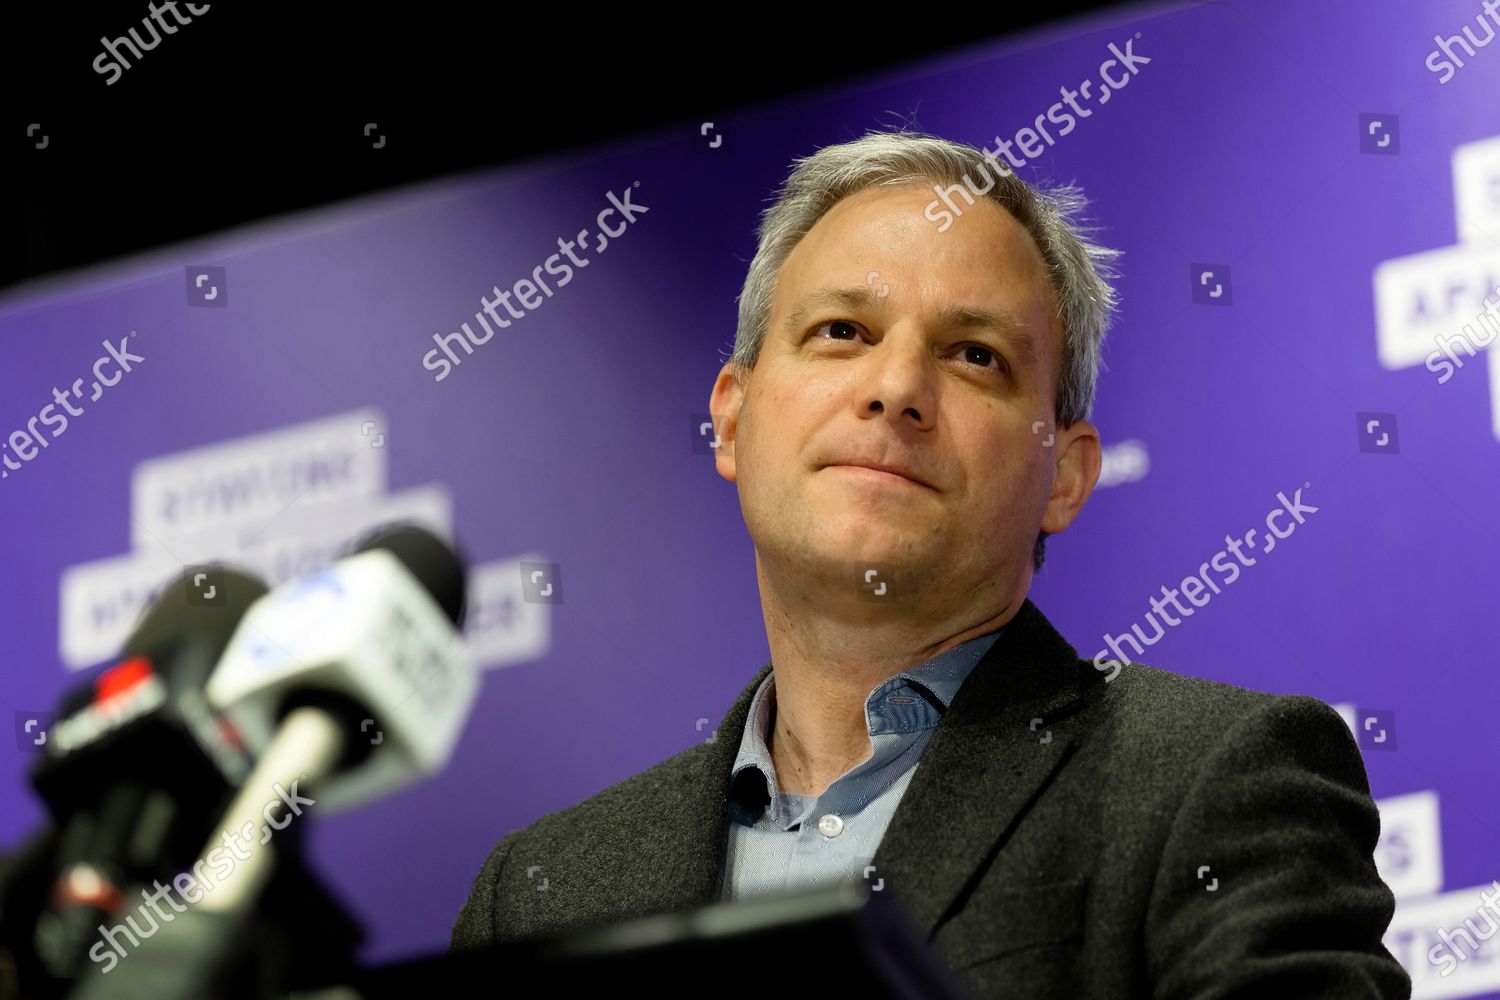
1;3;1129;293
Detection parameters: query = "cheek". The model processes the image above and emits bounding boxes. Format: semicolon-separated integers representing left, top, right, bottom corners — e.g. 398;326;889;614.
745;384;811;473
972;432;1047;506
736;408;781;493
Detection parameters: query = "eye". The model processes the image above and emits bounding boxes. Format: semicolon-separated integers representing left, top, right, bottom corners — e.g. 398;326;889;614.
812;319;864;341
959;343;1007;373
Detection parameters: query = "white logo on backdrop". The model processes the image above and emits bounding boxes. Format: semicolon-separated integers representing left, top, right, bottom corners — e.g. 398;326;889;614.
1373;134;1500;439
1331;703;1499;997
1095;438;1150;489
57;408;548;673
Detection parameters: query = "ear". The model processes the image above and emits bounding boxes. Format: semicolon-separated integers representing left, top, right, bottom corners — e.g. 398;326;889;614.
708;363;747;483
1041;418;1101;534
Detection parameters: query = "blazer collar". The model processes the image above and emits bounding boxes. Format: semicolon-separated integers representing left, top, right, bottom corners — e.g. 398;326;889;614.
868;597;1103;939
659;597;1102;941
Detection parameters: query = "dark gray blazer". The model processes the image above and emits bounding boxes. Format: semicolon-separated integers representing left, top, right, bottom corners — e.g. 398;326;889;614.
451;598;1410;998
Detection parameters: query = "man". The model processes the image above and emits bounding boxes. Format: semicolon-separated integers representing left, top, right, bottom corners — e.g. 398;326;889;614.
452;130;1410;998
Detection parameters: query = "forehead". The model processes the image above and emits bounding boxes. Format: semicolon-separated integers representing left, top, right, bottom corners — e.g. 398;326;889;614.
773;183;1061;350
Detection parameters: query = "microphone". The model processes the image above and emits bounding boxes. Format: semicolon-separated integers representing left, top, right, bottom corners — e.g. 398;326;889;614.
66;526;470;999
17;566;268;982
197;524;477;911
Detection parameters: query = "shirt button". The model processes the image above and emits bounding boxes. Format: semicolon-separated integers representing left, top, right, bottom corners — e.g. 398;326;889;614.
817;814;844;838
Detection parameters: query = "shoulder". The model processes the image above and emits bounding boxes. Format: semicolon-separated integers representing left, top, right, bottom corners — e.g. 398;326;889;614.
527;739;716;839
452;663;771;949
1098;657;1342;729
1081;658;1362;782
480;737;716;867
494;731;722;834
470;661;770;859
450;739;716;950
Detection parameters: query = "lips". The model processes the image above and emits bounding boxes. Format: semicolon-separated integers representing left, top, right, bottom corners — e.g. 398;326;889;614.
825;462;933;489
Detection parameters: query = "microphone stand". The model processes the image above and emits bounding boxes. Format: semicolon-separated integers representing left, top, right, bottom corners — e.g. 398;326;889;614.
66;707;354;1000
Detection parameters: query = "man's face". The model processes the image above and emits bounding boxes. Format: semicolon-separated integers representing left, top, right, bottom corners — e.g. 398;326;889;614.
711;182;1099;608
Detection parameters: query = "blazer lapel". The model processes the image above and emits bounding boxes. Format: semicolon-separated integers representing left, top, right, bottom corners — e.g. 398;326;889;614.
628;660;771;913
627;598;1099;936
870;598;1103;941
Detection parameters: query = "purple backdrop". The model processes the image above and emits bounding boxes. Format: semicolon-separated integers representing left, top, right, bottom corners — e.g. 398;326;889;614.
2;1;1497;994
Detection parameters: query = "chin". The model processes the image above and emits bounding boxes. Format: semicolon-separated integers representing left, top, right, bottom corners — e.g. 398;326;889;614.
819;522;916;563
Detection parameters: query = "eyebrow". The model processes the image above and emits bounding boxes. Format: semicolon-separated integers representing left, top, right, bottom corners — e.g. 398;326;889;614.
784;286;1040;372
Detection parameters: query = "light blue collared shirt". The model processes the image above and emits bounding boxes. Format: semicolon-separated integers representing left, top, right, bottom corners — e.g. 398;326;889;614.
720;628;1004;902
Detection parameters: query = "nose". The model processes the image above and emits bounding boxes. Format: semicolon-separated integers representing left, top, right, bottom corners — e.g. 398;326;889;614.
855;327;936;430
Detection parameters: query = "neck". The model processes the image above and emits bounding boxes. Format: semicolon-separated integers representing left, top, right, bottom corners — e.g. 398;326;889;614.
756;555;1028;798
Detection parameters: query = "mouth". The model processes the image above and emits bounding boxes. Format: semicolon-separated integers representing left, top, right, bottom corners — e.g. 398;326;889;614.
823;463;934;490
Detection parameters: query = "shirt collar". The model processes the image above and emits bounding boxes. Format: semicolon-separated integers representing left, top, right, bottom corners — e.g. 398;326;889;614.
727;627;1004;821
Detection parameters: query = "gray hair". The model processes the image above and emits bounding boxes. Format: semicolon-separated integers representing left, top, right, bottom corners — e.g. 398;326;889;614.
725;129;1121;571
